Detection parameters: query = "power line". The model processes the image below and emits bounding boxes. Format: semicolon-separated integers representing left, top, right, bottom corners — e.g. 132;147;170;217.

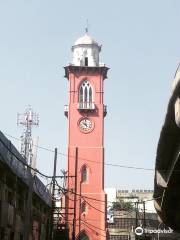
4;132;155;172
55;180;162;224
58;219;107;238
81;219;106;233
0;135;67;179
0;132;163;206
4;133;55;153
56;182;162;205
82;197;105;214
1;132;163;215
45;178;162;236
56;183;106;203
56;183;150;217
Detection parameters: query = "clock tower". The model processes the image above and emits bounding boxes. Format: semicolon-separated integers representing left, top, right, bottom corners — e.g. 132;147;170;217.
64;31;109;240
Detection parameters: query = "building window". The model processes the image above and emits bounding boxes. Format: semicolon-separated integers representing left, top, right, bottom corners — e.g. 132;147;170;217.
85;57;88;66
81;165;88;183
78;80;94;109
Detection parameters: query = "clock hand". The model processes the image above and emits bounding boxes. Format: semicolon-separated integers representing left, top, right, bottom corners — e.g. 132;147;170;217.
83;121;87;127
81;123;86;128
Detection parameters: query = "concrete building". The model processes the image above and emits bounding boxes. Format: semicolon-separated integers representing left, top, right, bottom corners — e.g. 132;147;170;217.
0;131;51;240
117;190;155;213
64;31;109;240
106;189;179;239
105;189;155;213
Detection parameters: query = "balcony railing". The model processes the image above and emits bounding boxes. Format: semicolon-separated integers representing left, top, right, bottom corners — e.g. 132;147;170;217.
78;102;95;111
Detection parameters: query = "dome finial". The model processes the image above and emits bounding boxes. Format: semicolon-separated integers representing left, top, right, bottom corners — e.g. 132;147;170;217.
85;19;89;34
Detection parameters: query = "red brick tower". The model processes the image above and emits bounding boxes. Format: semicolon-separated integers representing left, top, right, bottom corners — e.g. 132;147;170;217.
64;32;109;240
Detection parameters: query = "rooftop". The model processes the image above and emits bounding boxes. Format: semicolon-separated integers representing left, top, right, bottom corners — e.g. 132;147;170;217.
74;32;98;46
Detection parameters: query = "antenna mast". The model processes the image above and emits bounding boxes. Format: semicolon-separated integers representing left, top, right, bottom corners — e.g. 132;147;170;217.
17;106;39;166
85;19;89;34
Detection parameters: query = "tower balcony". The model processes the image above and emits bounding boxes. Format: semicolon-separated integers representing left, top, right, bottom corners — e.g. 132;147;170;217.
77;102;95;111
64;105;68;117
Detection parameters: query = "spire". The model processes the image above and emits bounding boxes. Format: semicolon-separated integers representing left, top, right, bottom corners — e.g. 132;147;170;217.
85;19;89;34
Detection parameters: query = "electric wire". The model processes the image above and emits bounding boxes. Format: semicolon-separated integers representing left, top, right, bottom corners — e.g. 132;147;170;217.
56;181;133;215
1;132;163;216
58;184;162;204
0;134;162;207
54;182;145;217
81;219;106;233
4;132;155;172
81;197;105;214
0;135;72;179
55;181;162;214
2;133;164;238
50;180;163;235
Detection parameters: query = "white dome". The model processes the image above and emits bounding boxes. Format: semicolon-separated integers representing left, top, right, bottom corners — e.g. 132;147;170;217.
74;33;99;46
72;33;101;67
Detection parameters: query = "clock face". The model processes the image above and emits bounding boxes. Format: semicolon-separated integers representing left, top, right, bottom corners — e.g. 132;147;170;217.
79;118;93;133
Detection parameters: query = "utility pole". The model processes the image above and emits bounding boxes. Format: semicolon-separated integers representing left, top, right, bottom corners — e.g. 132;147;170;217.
143;201;146;228
143;201;147;240
50;148;58;240
135;201;139;240
24;166;34;240
72;147;78;240
79;181;82;237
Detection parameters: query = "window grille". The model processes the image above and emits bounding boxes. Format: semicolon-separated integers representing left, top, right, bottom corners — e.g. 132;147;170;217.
78;80;94;110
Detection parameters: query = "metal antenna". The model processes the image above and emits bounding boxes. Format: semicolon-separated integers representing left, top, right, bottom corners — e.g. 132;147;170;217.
17;106;39;167
85;19;89;34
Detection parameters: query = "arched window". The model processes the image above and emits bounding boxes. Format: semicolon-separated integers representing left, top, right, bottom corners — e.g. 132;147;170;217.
81;165;87;183
78;80;94;109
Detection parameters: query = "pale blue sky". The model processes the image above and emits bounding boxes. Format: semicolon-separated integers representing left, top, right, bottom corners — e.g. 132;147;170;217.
0;0;179;189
